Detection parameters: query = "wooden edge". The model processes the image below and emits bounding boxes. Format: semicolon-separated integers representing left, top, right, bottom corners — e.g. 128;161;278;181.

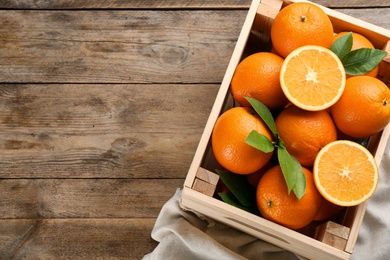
345;125;390;252
196;167;219;186
183;0;261;189
343;202;367;253
314;221;350;251
181;187;350;260
383;40;390;63
261;0;284;9
378;40;390;86
374;124;390;166
325;222;351;239
251;0;283;43
192;178;216;197
191;167;220;197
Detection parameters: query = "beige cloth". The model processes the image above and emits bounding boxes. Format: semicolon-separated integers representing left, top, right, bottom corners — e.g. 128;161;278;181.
143;146;390;260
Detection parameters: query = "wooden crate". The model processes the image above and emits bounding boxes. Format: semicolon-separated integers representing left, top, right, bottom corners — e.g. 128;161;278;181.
181;0;390;259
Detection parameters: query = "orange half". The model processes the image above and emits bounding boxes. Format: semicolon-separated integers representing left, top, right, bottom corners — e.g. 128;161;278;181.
313;140;378;207
280;45;346;111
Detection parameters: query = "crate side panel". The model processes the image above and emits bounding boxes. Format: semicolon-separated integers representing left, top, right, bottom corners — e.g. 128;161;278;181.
181;187;351;260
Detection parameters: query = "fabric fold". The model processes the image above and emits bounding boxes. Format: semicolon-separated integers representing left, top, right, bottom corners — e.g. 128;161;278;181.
143;147;390;260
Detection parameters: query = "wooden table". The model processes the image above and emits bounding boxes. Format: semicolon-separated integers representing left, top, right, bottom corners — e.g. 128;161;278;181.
0;1;389;259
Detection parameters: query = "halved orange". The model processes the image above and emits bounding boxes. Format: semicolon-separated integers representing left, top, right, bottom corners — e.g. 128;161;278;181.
280;45;346;111
313;140;378;207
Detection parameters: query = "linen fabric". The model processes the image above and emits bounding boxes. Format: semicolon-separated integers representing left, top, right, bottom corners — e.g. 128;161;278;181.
143;145;390;260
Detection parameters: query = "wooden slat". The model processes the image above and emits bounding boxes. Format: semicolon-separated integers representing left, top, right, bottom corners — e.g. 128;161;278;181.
314;0;390;8
0;84;218;178
0;0;251;9
0;2;389;260
0;218;157;259
0;10;245;84
0;179;182;219
0;0;389;9
1;9;388;84
336;8;390;32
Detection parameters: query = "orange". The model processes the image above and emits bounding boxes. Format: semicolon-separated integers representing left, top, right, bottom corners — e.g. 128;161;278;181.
313;197;344;221
216;180;229;193
333;31;378;77
275;105;337;167
280;45;346;111
230;52;288;109
271;2;334;58
257;165;322;229
330;76;390;138
246;161;274;188
211;107;274;175
313;140;379;207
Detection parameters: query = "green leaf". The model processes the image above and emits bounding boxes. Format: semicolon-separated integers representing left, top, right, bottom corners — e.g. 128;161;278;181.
330;32;353;59
277;136;286;149
277;147;306;200
277;147;296;193
216;169;256;207
245;97;278;137
218;191;260;215
342;48;387;76
291;158;306;200
245;130;275;153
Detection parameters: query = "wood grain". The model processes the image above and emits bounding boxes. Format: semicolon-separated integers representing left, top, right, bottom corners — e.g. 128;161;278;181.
336;8;390;31
0;218;157;260
1;1;390;259
0;10;245;84
0;179;182;219
0;0;389;9
1;9;388;84
0;84;218;178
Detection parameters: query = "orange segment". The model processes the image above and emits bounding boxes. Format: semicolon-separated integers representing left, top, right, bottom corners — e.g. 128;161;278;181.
280;45;346;111
313;140;378;207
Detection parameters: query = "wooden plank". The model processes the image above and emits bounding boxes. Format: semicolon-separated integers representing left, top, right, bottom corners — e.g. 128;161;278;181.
195;167;219;186
0;0;389;9
314;0;390;8
0;218;157;259
0;84;218;178
0;0;251;9
1;9;388;84
192;178;216;197
314;221;351;251
0;179;182;219
338;8;390;31
0;10;245;84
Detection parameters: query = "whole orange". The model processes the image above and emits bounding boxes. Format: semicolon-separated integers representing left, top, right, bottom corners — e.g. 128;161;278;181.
246;161;274;188
211;107;274;175
333;32;378;77
271;2;334;58
275;105;337;167
313;197;344;221
330;76;390;138
230;52;288;110
256;165;322;229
